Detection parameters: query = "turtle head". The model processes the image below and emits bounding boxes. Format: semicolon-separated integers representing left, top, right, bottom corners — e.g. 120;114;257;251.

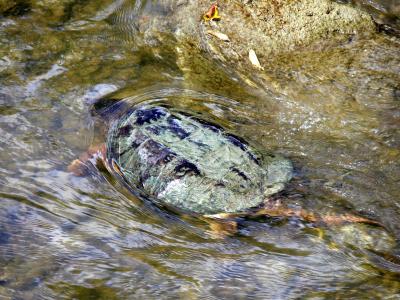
91;96;130;123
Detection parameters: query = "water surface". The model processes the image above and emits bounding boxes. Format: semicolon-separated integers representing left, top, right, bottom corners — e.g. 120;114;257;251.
0;1;399;299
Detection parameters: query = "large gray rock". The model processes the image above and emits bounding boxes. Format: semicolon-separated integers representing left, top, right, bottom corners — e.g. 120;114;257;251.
196;0;375;57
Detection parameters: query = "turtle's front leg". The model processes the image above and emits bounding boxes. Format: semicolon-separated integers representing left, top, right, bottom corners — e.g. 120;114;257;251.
68;144;106;176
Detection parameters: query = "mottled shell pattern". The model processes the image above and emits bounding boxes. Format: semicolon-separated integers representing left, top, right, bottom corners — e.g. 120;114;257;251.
106;106;293;215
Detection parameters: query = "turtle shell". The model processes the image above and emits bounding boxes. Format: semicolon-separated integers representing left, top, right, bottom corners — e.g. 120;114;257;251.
106;105;293;215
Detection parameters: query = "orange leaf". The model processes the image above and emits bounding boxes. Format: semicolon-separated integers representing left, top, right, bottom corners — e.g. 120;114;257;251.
203;3;221;21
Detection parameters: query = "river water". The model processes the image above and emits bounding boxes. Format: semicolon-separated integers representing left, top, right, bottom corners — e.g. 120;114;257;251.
1;1;399;299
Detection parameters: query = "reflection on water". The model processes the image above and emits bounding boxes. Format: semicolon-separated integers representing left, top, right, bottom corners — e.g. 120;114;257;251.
0;0;399;299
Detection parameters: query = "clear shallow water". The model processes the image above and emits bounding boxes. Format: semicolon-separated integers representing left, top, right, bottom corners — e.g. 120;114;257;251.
0;1;400;299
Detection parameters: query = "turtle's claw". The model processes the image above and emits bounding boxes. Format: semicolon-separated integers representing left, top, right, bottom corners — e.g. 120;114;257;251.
320;213;384;228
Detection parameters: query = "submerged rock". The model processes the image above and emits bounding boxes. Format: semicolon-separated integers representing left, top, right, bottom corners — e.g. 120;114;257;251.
129;0;375;60
199;0;374;58
110;0;375;56
107;0;392;94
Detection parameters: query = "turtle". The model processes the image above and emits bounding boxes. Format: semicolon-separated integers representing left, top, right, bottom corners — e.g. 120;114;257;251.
69;102;382;235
